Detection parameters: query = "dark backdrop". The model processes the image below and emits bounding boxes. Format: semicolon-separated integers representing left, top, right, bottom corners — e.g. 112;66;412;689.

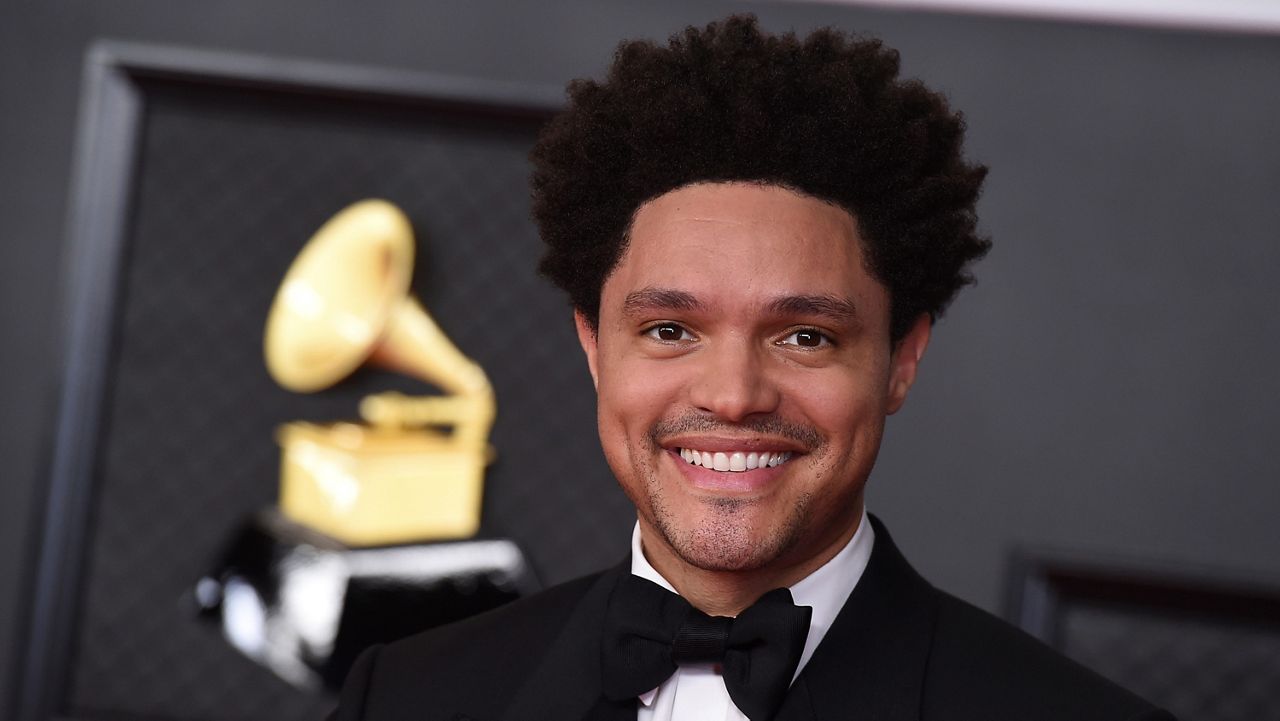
3;0;1279;716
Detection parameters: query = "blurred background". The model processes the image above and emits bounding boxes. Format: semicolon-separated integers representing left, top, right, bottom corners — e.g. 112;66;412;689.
2;1;1278;720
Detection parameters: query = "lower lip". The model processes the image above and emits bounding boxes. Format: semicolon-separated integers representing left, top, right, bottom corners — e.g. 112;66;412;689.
667;449;790;493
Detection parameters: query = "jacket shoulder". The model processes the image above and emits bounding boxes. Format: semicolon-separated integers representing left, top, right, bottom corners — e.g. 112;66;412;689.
923;591;1172;720
340;570;605;721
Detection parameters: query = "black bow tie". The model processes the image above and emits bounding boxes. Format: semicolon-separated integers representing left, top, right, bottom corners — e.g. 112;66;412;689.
601;573;812;721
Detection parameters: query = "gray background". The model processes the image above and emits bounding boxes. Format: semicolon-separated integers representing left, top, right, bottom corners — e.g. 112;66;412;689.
2;0;1278;714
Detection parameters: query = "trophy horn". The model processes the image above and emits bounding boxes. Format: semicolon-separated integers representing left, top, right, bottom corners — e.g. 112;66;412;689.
264;199;492;403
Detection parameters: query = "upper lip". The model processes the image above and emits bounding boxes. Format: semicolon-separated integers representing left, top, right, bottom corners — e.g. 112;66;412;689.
661;436;807;454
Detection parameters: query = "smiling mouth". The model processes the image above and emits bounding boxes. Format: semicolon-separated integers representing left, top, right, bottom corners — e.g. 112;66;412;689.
677;448;795;472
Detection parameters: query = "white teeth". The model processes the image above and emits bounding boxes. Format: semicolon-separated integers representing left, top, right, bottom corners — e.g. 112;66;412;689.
678;449;793;472
712;452;729;471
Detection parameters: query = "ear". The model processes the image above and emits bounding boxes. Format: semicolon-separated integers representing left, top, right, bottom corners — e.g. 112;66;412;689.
574;310;600;390
886;313;931;415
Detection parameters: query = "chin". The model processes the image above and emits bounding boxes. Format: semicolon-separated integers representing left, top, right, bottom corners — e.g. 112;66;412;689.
656;496;811;573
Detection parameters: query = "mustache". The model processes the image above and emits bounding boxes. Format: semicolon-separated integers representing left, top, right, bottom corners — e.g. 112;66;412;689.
648;413;822;450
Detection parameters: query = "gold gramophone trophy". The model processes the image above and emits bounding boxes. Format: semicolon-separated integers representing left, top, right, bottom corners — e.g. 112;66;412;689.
264;198;495;545
196;200;534;690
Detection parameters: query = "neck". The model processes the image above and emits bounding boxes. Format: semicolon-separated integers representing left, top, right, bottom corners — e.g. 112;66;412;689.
637;514;862;617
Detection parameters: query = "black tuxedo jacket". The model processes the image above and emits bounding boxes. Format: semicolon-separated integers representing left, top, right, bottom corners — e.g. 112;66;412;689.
330;517;1173;721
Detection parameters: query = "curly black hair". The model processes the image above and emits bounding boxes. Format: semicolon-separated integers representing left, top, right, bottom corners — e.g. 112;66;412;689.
531;14;990;343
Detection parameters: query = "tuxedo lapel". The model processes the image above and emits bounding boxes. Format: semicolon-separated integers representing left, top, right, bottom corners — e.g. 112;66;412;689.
775;515;938;721
500;560;633;721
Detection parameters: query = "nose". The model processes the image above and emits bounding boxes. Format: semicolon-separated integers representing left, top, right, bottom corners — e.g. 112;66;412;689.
687;337;781;422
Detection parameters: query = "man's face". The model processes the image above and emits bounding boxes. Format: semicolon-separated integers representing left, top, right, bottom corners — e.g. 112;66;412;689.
577;182;930;579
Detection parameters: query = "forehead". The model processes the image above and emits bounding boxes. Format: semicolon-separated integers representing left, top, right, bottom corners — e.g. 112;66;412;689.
606;182;885;317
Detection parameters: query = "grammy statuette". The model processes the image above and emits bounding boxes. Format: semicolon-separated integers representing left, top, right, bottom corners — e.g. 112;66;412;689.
195;200;534;690
264;199;496;545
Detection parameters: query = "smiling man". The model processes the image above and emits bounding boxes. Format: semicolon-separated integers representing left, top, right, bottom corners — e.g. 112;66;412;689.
580;182;923;622
330;15;1172;721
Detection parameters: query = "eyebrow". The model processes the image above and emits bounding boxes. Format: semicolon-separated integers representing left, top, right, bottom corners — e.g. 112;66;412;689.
621;287;857;324
622;287;705;317
767;294;859;324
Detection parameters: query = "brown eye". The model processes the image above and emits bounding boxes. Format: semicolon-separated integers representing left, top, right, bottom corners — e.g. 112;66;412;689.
781;329;829;348
647;323;691;342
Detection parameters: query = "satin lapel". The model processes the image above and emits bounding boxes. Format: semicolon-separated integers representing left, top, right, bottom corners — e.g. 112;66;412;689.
775;515;938;721
499;560;631;721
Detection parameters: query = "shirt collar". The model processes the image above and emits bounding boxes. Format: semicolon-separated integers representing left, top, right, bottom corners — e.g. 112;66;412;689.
628;509;875;705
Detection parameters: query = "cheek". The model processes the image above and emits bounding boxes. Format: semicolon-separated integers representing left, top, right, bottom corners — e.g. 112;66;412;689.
595;366;682;505
602;354;681;414
787;368;884;429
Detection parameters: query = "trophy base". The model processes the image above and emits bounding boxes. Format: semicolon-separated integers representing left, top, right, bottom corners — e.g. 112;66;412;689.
195;509;536;690
277;421;487;545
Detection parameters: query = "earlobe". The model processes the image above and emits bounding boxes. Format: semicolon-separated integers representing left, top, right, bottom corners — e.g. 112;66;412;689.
886;313;931;415
574;310;601;390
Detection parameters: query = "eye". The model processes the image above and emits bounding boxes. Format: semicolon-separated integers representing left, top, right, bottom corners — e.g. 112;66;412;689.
645;323;695;342
779;328;830;348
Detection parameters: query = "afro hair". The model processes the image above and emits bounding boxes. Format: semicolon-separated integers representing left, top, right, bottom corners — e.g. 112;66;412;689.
531;14;990;342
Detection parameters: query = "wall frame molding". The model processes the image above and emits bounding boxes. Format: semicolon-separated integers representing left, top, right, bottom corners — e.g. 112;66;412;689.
12;40;561;721
1007;550;1280;717
1007;552;1280;645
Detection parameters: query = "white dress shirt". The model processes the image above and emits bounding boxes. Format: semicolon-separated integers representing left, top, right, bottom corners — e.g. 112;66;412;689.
629;510;875;721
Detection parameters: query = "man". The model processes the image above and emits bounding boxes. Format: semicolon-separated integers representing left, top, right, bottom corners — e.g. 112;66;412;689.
330;15;1173;721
